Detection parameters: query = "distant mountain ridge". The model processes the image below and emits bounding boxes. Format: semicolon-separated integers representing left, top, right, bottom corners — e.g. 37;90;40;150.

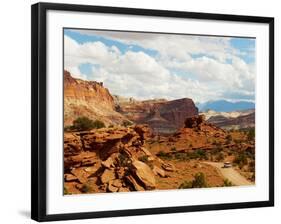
197;100;255;112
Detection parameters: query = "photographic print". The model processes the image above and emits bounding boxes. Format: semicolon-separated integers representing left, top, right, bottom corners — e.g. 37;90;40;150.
32;3;274;221
63;29;256;195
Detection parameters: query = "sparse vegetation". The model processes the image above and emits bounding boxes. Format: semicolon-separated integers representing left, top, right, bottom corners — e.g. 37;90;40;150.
138;155;149;163
69;116;105;131
179;172;208;189
157;150;172;160
247;128;255;141
118;153;130;167
63;187;69;195
122;120;133;127
233;152;248;167
81;184;91;193
223;178;234;187
215;152;224;161
226;134;232;144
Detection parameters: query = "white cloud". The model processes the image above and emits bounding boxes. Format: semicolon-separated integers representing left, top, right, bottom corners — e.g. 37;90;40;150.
64;32;255;103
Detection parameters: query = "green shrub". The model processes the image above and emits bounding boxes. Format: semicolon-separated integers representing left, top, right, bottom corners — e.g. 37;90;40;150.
192;172;208;188
157;150;172;160
233;153;248;167
170;147;177;152
71;116;105;131
223;179;234;187
81;184;91;193
118;153;129;167
179;172;208;189
63;187;69;195
247;128;255;141
92;120;106;129
138;155;149;163
122;120;133;127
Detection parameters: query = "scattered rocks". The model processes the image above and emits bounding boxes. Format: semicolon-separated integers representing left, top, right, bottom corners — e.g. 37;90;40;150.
162;163;176;172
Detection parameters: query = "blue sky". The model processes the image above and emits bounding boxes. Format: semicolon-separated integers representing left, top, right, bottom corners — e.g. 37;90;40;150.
64;29;255;103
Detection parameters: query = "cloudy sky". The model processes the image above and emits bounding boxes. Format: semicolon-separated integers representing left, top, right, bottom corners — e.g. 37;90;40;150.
64;29;255;103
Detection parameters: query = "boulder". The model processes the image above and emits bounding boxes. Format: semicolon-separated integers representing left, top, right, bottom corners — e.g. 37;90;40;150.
100;169;116;184
162;163;175;172
125;175;145;191
118;187;130;192
153;166;166;177
185;115;205;128
101;156;115;169
64;173;78;182
131;160;156;190
71;168;90;184
107;181;119;192
111;179;123;188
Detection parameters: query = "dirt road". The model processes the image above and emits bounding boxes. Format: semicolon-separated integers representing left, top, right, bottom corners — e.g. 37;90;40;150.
204;162;253;186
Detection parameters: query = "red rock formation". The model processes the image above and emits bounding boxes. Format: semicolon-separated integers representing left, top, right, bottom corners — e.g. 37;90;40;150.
116;98;198;134
64;70;198;134
63;125;164;194
64;70;126;126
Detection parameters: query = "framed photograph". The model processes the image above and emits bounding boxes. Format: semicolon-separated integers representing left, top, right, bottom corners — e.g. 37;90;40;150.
31;2;274;222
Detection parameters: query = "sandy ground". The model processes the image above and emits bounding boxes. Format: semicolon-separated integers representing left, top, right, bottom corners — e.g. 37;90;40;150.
203;162;253;186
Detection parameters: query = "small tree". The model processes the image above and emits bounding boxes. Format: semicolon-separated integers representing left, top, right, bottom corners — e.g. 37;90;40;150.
192;172;208;188
122;120;133;127
92;120;106;129
179;172;208;189
72;116;105;131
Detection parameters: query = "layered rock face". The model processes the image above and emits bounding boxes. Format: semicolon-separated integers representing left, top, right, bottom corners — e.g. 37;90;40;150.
64;70;126;126
116;98;198;134
206;111;255;130
64;125;173;194
64;70;198;133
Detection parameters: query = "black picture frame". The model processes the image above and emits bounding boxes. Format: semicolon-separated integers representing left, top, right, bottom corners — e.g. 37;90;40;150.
31;2;274;222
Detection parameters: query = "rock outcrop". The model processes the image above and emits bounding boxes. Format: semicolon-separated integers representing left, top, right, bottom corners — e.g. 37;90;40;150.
64;71;198;134
116;98;198;134
64;70;127;126
64;125;170;194
206;112;255;130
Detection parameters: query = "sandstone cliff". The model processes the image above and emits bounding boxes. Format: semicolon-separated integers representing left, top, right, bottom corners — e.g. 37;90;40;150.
64;70;198;133
64;70;126;126
116;98;198;134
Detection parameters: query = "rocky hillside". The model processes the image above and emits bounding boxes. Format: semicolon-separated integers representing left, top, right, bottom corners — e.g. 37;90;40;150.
201;109;255;130
116;97;198;134
64;125;174;193
64;70;198;133
64;70;126;126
